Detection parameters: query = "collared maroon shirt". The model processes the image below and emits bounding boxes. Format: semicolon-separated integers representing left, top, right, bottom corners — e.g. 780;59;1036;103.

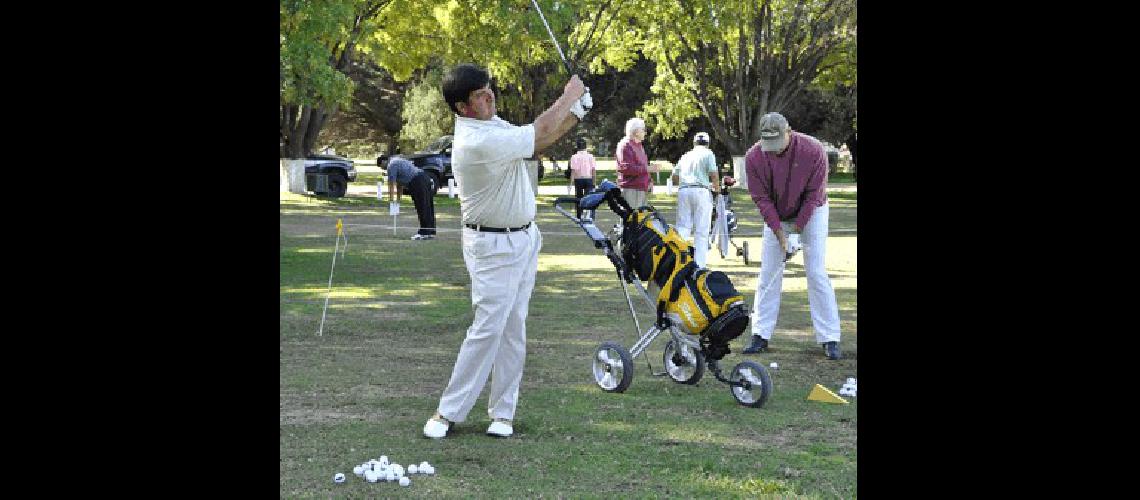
745;131;829;233
615;137;651;190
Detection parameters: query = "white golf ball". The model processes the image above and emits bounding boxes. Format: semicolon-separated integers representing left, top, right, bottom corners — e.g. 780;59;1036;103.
379;455;389;466
392;464;404;477
353;465;365;476
333;473;346;483
386;471;396;482
364;470;380;483
423;465;435;475
399;476;411;487
419;461;430;470
846;377;857;385
408;464;419;474
769;362;778;369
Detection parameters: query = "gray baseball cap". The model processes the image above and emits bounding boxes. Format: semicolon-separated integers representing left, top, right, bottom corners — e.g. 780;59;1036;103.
758;112;791;152
694;131;710;144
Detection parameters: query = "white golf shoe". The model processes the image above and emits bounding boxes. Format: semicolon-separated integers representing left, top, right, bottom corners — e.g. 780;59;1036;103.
423;416;450;439
486;419;513;437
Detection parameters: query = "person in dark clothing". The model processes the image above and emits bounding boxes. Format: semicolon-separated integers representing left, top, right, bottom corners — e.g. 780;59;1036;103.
386;157;437;240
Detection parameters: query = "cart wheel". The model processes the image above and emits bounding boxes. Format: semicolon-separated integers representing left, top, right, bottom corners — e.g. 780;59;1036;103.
729;360;772;408
662;340;705;384
741;241;750;265
592;341;633;393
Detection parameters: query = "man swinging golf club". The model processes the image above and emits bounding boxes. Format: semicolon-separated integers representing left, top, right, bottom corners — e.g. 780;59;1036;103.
423;63;591;439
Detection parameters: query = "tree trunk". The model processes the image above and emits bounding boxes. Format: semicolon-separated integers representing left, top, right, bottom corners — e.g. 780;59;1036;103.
302;105;331;156
283;106;313;158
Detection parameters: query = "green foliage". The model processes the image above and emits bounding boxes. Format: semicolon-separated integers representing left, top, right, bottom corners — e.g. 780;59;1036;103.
356;0;446;81
399;69;455;152
595;0;856;153
280;0;358;109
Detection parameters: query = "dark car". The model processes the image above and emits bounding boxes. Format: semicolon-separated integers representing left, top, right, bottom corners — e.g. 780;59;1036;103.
379;135;453;195
304;154;357;198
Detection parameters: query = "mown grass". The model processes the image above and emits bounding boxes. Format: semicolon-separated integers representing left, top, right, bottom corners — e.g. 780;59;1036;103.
280;174;857;498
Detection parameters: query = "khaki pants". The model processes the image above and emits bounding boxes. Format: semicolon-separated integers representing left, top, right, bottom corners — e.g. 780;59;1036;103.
436;225;543;422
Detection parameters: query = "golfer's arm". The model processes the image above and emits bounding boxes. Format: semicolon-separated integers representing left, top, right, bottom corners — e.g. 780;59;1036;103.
533;93;579;153
710;170;721;192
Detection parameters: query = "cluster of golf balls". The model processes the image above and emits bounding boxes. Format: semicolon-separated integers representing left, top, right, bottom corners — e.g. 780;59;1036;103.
838;377;857;397
335;455;436;487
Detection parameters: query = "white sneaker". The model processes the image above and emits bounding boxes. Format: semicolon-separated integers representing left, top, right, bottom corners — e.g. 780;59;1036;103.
486;420;513;437
423;417;449;439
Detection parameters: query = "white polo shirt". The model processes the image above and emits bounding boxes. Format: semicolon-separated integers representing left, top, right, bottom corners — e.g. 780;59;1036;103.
452;115;536;228
675;145;717;188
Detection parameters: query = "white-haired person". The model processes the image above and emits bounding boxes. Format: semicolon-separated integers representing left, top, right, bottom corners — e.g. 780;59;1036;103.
670;131;720;268
615;117;660;210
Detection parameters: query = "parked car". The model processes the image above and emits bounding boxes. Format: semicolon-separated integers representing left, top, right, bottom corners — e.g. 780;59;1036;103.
304;154;357;198
379;135;453;195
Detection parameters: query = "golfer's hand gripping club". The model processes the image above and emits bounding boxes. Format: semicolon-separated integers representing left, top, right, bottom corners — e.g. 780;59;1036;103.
784;233;802;262
564;75;591;120
530;0;592;117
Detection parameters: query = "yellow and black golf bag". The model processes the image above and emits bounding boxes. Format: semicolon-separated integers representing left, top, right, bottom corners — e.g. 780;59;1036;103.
617;204;750;361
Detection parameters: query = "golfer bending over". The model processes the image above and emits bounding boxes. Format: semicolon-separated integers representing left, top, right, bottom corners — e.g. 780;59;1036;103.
741;112;842;360
423;63;591;439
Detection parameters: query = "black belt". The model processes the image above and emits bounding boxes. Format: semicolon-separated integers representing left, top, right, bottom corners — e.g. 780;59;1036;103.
466;222;531;233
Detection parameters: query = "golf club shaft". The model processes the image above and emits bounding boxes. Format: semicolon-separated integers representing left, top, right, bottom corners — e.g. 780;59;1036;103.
529;0;574;75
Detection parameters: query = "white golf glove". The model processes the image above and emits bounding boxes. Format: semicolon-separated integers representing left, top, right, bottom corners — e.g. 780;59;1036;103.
785;233;802;257
570;88;592;119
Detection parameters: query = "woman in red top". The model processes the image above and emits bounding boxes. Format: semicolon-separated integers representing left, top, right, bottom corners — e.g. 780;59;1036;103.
615;117;660;209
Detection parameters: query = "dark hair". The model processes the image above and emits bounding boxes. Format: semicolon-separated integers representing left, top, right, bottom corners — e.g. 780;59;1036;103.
695;138;709;146
442;64;491;115
575;138;587;150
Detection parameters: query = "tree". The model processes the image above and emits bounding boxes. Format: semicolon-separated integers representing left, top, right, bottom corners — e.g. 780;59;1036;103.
611;0;856;156
280;0;442;158
398;67;455;152
430;1;628;151
316;58;412;157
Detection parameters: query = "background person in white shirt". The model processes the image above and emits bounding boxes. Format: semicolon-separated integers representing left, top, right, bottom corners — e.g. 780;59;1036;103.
423;63;591;439
670;131;720;268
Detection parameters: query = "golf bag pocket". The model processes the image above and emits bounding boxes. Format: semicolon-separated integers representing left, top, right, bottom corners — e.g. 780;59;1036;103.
623;207;694;286
661;266;745;336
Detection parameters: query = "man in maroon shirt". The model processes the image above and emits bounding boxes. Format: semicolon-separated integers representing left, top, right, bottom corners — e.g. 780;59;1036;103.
741;113;842;360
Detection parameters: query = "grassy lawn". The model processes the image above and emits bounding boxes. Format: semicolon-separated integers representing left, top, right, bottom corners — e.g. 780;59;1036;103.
280;174;857;498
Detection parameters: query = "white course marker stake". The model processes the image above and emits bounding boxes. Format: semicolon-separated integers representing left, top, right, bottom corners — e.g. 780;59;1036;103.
317;218;346;336
389;200;400;235
448;178;457;198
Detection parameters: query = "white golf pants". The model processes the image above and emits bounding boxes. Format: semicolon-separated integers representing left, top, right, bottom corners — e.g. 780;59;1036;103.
437;224;542;423
751;204;840;343
674;187;713;268
622;188;648;210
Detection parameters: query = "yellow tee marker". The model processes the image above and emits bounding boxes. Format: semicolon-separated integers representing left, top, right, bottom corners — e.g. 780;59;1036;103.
336;218;343;235
806;384;849;404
